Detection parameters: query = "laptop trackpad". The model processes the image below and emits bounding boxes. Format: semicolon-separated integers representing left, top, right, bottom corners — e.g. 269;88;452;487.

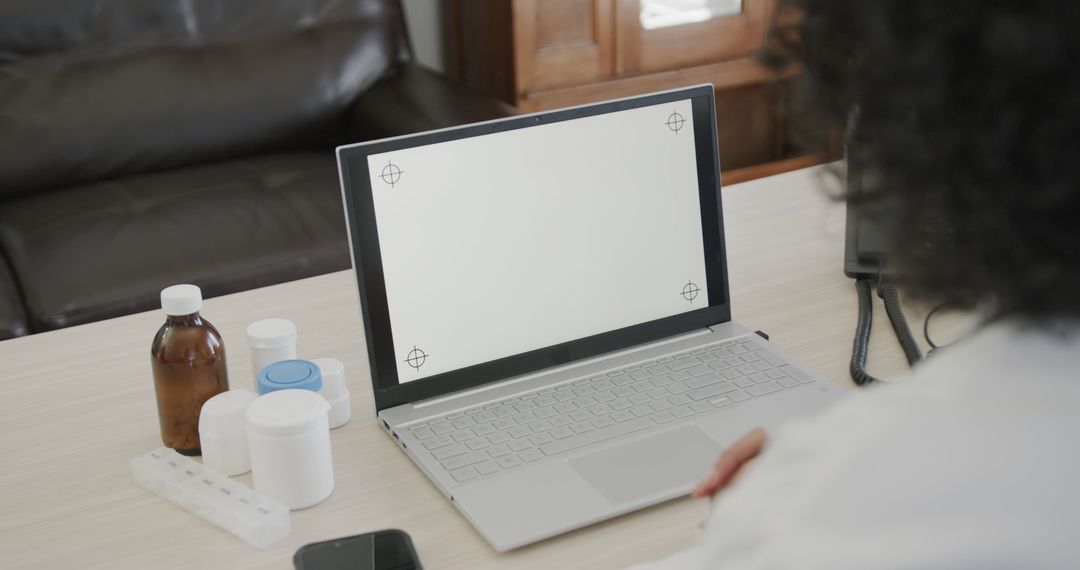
569;426;721;505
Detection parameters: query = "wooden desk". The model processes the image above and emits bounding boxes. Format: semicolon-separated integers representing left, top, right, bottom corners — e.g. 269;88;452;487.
0;165;953;569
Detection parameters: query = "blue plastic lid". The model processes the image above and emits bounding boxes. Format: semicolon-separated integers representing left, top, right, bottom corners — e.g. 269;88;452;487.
257;359;323;395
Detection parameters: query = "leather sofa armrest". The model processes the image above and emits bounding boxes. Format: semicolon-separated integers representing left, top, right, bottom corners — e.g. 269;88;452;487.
0;252;29;339
346;63;517;142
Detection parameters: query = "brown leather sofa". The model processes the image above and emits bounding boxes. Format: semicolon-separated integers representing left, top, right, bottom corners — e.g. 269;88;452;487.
0;0;514;340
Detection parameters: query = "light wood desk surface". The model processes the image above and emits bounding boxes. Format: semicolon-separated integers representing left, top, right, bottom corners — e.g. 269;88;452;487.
0;165;959;569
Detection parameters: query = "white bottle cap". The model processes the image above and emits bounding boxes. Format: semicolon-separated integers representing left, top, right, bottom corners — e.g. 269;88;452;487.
246;319;298;349
313;358;351;429
199;389;259;476
161;284;203;316
246;389;330;438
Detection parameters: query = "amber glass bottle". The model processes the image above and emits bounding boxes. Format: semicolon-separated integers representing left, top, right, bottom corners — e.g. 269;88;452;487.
151;284;230;455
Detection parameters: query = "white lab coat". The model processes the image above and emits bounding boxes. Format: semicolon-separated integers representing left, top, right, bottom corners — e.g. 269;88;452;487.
631;320;1080;569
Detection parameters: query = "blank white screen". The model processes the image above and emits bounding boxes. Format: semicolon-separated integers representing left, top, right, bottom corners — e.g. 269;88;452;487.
368;99;708;383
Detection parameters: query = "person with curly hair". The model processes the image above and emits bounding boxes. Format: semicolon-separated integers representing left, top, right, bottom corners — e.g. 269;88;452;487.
632;1;1080;567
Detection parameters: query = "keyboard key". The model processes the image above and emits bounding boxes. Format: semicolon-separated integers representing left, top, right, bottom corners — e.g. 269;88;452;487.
631;380;653;392
650;411;676;423
588;403;614;415
670;370;691;382
451;466;479;482
447;411;465;419
593;379;615;390
699;353;718;363
728;390;751;402
528;432;555;446
734;377;755;388
508;426;532;438
740;352;760;363
572;396;597;409
643;361;659;368
647;388;668;400
465;438;490;451
609;398;631;410
412;427;435;440
493;417;516;430
590;415;615;429
496;454;524;469
594;390;616;403
508;438;532;451
452;416;476;429
423;435;454;450
550;426;574;440
538;388;555;395
737;364;757;375
651;375;674;387
570;410;593;422
724;357;742;367
573;378;590;386
514;412;538;424
629;393;651;405
766;369;786;380
570;422;595;434
709;362;727;371
431;422;454;435
688;364;712;377
550;415;573;427
534;406;557;419
451;429;475;442
514;400;538;412
667;383;690;394
650;400;673;412
690;401;713;413
519;448;544;462
611;410;634;423
668;394;692;406
671;405;694;418
442;451;488;470
554;402;577;414
476;460;500;476
722;369;742;380
710;396;733;407
494;406;516;418
629;405;652;417
540;416;655;456
730;344;748;354
613;385;635;397
689;381;738;401
551;390;573;403
487;444;511;457
610;374;634;386
778;376;800;388
531;419;554;432
473;411;497;424
473;423;496;436
520;393;537;400
747;381;782;397
630;369;652;381
535;395;557;407
669;358;696;370
753;361;774;371
487;432;511;444
573;385;597;397
686;373;724;389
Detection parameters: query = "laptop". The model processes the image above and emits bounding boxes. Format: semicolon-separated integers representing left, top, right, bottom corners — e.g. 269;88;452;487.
335;85;844;551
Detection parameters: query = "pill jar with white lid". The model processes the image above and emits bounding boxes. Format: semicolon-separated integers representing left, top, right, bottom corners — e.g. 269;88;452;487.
246;389;333;510
246;319;297;386
199;388;258;476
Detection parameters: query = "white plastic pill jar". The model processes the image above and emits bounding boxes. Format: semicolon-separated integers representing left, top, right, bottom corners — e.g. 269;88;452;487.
246;318;297;385
245;389;333;510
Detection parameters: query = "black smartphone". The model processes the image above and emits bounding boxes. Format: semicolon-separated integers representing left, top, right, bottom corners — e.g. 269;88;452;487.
293;529;422;570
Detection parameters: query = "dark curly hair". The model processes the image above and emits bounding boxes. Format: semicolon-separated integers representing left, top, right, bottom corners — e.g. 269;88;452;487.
768;0;1080;319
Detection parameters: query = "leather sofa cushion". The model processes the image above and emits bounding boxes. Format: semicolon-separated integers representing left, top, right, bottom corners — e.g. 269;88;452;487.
0;0;404;199
0;152;350;331
0;256;29;339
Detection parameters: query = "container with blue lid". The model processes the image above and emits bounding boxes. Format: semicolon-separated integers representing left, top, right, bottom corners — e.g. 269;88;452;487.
257;359;322;395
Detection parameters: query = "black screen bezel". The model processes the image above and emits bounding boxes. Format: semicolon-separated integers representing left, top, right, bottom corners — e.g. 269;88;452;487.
337;85;731;411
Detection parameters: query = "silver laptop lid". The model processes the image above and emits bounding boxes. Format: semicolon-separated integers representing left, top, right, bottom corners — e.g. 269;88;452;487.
336;85;731;411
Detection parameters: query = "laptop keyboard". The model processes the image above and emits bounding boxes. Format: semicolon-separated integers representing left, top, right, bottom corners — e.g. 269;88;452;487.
405;336;816;484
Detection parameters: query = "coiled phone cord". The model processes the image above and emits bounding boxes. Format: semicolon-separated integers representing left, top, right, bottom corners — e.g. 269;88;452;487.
850;278;924;386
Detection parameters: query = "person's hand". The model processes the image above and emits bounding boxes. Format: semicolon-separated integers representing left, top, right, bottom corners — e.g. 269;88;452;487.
691;427;767;499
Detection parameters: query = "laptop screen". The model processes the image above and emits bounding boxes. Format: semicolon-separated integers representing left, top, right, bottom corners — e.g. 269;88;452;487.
338;86;730;409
